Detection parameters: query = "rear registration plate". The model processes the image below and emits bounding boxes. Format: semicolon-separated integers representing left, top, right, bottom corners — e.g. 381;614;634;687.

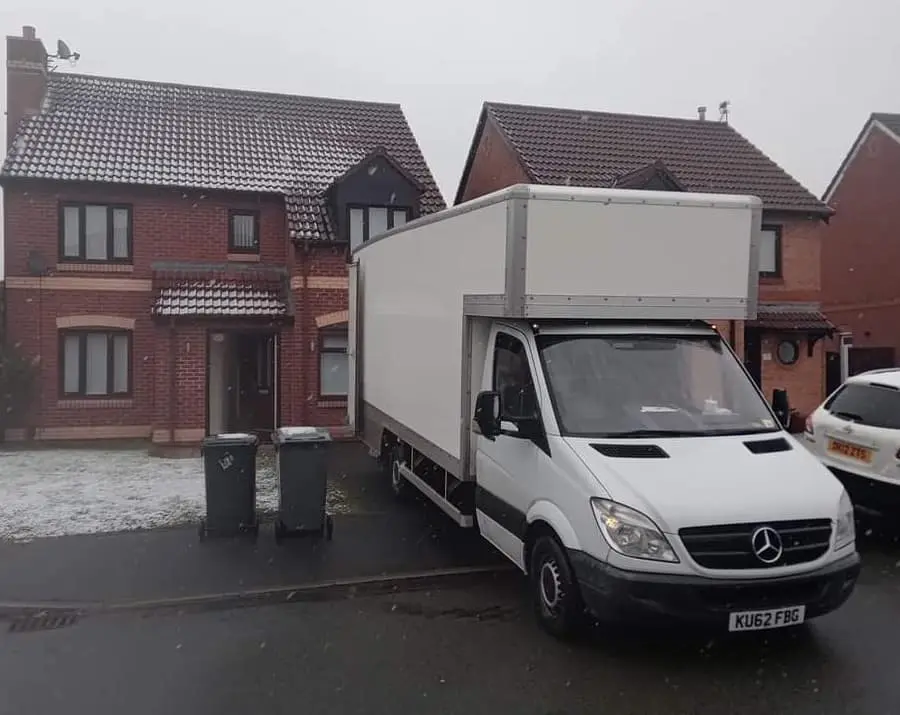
827;438;873;464
728;606;805;632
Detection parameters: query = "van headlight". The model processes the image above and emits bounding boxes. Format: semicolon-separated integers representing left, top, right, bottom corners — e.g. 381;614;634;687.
590;498;679;563
834;489;856;551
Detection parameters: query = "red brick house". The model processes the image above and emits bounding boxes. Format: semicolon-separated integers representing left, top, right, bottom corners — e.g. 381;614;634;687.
456;102;835;420
820;113;900;388
1;25;444;445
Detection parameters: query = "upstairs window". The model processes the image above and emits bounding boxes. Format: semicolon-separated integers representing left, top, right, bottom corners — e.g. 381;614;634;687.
61;330;132;397
60;203;132;262
229;209;260;253
759;225;782;278
348;206;411;250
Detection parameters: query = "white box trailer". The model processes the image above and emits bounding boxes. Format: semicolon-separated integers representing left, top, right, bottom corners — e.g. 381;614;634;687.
349;184;761;512
348;184;859;638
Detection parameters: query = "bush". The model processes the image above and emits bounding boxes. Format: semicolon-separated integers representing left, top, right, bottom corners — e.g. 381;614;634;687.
0;342;39;432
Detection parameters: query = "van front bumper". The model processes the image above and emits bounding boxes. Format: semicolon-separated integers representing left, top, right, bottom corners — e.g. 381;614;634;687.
568;549;861;627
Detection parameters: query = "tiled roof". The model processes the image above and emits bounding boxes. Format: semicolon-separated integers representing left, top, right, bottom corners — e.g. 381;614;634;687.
873;112;900;136
461;102;830;214
1;73;445;239
749;303;835;332
152;280;288;318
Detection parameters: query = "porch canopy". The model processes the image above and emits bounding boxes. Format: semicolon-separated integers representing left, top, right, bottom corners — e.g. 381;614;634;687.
151;262;291;322
747;302;835;356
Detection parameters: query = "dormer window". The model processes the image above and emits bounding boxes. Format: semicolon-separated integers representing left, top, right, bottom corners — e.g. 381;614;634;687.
348;205;410;250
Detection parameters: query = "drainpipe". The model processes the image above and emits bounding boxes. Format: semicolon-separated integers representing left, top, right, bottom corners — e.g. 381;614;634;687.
301;236;311;425
728;320;736;348
168;318;176;443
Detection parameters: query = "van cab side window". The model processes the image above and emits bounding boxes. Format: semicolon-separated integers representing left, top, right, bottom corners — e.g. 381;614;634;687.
493;332;539;421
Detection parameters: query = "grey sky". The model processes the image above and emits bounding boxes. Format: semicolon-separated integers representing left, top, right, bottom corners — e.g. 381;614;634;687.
2;0;899;205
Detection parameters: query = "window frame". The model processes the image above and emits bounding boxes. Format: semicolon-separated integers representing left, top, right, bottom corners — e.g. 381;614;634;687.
347;205;412;247
58;202;134;263
758;224;783;279
59;329;133;398
228;209;261;254
318;326;350;400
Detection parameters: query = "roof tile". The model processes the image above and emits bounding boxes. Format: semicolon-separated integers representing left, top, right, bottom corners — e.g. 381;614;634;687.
2;73;446;239
749;303;835;332
480;102;829;214
152;279;288;318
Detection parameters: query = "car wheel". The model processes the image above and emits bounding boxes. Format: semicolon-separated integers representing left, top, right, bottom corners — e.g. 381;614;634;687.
529;534;585;639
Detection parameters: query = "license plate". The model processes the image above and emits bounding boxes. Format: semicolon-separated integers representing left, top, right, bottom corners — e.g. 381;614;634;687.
827;438;873;464
728;605;806;632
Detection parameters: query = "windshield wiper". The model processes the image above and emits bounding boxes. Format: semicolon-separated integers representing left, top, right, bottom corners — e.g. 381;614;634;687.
594;426;780;439
832;410;865;423
595;429;709;439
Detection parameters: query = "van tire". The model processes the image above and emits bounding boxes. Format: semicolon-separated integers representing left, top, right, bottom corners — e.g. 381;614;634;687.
529;534;584;639
388;443;411;501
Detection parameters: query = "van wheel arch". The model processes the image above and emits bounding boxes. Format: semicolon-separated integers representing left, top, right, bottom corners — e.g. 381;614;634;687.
524;520;562;576
525;521;586;639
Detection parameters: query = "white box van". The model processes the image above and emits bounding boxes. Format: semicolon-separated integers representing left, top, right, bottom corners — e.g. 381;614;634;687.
348;185;860;638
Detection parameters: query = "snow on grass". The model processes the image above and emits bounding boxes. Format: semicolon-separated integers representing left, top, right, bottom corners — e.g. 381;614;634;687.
0;448;350;542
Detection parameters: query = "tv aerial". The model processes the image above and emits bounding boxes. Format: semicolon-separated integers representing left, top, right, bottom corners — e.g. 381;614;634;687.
47;39;81;71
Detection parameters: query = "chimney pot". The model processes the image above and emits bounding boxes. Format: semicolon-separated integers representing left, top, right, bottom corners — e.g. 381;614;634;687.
697;106;707;121
22;26;36;40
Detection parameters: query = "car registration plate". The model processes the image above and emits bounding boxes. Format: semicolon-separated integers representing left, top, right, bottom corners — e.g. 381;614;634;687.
728;605;805;632
827;438;873;464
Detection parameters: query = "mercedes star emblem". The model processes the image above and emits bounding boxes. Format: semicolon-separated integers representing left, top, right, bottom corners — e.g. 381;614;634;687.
751;526;783;565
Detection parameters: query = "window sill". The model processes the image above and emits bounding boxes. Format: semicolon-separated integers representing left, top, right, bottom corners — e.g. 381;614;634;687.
57;398;134;409
227;253;260;263
56;263;134;273
317;399;348;409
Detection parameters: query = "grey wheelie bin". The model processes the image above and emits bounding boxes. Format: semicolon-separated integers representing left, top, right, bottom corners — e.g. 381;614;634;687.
199;432;260;540
271;426;333;542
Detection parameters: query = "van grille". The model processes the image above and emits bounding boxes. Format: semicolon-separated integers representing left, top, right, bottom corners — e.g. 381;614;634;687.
679;519;832;570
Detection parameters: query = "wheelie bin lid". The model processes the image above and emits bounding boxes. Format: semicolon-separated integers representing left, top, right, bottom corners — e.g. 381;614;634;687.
272;426;332;445
201;432;260;448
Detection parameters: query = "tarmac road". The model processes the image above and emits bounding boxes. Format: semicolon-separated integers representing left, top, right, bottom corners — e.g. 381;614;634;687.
3;534;900;715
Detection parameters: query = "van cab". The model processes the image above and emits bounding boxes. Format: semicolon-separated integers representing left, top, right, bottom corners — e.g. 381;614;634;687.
471;320;860;636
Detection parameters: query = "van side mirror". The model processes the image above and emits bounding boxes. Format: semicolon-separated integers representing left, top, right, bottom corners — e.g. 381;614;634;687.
473;390;501;439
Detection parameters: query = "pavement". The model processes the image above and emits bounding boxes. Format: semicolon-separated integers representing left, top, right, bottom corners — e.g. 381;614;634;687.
3;536;900;715
0;441;505;610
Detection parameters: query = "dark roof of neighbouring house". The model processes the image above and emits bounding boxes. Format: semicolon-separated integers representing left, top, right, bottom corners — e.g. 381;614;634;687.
456;102;831;216
749;303;835;333
822;112;900;202
0;72;445;240
872;112;900;136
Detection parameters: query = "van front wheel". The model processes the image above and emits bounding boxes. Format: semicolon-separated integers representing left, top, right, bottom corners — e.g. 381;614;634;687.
529;535;584;639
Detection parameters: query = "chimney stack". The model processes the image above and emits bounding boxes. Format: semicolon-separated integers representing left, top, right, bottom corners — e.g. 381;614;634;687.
697;106;707;121
6;25;48;149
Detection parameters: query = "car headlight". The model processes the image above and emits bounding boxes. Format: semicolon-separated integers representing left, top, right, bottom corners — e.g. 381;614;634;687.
590;498;679;562
834;489;856;551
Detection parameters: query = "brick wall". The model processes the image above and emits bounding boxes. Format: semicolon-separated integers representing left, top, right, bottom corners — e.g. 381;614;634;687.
759;213;823;304
2;180;350;442
457;116;531;204
3;181;286;277
821;125;900;356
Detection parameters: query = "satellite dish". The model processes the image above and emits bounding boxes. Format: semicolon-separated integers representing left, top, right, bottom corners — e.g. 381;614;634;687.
27;250;49;276
57;40;72;60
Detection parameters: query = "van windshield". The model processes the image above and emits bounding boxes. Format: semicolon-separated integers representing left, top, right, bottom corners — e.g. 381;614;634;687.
536;333;780;438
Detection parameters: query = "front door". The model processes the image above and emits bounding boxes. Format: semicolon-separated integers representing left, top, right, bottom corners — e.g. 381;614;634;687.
475;327;544;570
229;332;276;438
744;329;763;388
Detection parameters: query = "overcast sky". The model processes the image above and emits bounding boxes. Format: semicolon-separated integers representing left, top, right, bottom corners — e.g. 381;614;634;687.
2;0;899;224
